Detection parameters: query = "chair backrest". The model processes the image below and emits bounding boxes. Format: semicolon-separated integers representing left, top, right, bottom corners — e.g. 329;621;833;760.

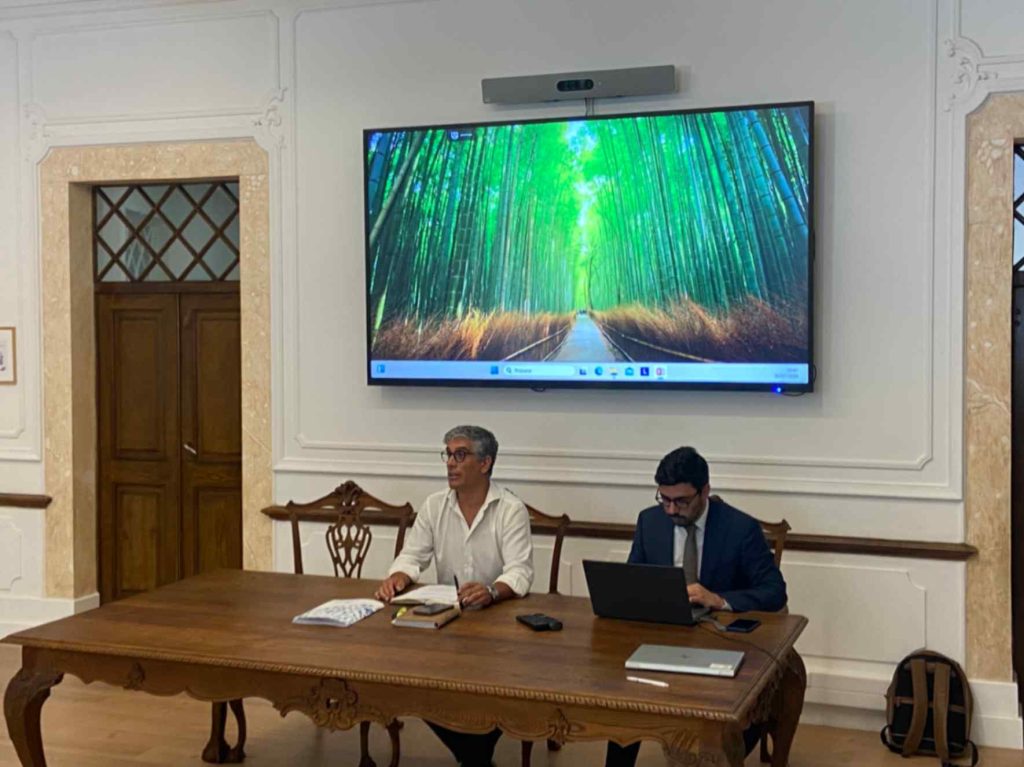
286;480;415;577
709;494;789;567
525;503;571;594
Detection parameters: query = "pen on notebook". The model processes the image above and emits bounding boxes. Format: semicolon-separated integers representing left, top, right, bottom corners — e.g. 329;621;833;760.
627;675;669;688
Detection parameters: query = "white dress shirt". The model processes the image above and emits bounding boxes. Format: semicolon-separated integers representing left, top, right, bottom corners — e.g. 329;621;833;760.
387;482;534;596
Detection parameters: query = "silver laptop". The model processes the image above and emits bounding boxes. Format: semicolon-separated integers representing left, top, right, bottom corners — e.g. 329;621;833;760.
625;644;744;678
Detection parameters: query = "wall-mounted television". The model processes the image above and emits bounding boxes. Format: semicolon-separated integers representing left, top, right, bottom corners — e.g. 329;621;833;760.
364;100;814;392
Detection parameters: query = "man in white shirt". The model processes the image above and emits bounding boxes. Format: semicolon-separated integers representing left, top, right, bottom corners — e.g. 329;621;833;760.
375;424;534;767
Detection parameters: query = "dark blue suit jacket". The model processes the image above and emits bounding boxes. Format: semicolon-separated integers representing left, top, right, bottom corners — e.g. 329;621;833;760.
627;497;787;613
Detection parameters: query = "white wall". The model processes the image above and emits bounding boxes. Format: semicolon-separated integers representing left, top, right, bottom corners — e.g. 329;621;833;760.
0;0;1021;747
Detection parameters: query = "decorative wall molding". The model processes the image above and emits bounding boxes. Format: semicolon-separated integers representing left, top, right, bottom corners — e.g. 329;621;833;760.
0;516;22;591
942;36;997;112
252;86;287;149
277;0;963;504
26;9;281;123
273;454;961;499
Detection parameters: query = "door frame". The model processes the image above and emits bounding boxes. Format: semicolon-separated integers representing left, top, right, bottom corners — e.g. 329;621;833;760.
39;141;273;601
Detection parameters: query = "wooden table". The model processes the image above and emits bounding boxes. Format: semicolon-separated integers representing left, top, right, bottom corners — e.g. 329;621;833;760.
2;571;806;766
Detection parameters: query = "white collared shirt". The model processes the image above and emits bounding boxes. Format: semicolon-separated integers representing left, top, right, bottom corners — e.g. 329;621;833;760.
387;482;534;596
672;500;708;573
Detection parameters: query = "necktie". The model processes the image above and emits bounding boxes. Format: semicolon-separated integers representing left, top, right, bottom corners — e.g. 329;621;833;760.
681;520;698;585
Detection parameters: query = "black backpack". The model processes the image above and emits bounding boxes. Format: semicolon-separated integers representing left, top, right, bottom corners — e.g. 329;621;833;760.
880;649;978;766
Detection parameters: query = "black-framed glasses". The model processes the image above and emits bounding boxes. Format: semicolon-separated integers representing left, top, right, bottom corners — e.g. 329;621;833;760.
656;490;700;510
441;448;473;464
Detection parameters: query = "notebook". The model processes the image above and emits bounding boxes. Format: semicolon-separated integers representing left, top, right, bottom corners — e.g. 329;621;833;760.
390;584;459;607
625;644;744;678
391;604;461;630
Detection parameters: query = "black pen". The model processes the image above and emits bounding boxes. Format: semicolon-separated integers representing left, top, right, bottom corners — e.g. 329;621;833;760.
453;574;462;607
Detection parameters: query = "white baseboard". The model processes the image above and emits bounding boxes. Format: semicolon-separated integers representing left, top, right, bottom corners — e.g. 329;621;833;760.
0;592;99;638
803;661;1022;749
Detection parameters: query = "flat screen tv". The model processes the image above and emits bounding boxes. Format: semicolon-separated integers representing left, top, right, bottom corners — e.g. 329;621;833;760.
364;100;813;392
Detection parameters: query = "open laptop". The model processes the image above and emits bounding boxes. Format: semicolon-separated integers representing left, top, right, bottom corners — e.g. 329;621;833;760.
626;644;744;678
583;560;710;626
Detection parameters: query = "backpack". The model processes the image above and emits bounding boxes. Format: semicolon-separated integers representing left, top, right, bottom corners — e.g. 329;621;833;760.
880;649;978;766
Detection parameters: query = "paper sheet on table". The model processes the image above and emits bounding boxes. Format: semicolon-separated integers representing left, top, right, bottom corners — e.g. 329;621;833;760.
390;584;459;606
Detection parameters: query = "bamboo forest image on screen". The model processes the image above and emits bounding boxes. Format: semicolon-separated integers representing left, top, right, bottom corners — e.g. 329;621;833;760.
364;101;813;390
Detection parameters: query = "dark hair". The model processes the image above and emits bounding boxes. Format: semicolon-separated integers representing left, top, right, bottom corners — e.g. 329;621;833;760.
444;425;498;474
655;446;709;489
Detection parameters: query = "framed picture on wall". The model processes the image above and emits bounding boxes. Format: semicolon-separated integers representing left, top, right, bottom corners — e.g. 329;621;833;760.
0;327;15;385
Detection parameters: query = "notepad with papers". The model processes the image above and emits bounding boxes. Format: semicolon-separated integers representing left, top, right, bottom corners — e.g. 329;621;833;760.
390;584;459;606
625;644;744;678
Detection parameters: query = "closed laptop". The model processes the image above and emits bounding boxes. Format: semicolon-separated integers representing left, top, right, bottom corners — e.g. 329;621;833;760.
626;644;744;678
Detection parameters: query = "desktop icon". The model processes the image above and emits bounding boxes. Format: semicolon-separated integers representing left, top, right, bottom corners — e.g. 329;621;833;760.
578;367;587;376
625;367;635;376
609;367;619;376
504;366;512;374
375;363;386;374
640;367;650;377
595;366;604;376
655;367;665;377
490;365;499;375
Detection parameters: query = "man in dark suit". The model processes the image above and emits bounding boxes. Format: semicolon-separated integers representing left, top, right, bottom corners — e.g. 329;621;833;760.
606;446;787;767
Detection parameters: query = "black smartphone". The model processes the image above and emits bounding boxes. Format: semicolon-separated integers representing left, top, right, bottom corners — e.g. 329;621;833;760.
725;618;761;633
412;603;450;616
516;613;563;632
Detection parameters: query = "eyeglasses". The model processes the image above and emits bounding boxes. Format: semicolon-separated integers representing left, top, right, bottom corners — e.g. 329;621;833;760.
656;490;700;510
441;449;474;464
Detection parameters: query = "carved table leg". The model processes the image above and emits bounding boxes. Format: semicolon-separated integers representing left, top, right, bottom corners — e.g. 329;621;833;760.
202;699;247;763
4;667;63;767
768;650;807;767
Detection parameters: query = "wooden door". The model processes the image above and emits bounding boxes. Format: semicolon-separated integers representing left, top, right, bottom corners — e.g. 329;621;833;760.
180;293;242;577
97;293;181;603
98;290;241;602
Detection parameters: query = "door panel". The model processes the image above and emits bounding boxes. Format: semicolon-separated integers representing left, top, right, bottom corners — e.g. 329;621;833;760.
98;294;180;602
180;293;242;578
193;488;243;575
114;485;164;593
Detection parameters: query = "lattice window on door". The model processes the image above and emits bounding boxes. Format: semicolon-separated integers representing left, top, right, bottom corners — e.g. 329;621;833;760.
94;181;240;283
1015;145;1024;272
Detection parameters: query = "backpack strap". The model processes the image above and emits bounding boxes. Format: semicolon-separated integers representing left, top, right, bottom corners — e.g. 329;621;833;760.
932;661;951;761
902;657;929;756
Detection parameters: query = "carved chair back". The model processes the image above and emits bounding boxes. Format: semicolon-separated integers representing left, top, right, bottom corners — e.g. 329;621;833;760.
287;481;415;578
525;503;571;594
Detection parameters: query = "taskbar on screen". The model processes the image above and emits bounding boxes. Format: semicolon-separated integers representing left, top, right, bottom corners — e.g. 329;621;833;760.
369;360;809;387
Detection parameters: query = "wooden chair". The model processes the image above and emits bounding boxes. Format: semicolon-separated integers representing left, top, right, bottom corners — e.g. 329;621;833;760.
203;481;414;767
708;496;792;765
520;503;571;767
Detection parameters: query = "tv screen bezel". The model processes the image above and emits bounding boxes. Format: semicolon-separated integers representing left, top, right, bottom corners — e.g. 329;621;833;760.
362;99;815;394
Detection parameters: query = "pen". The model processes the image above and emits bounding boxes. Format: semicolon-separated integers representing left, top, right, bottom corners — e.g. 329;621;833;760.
627;675;669;688
453;574;462;607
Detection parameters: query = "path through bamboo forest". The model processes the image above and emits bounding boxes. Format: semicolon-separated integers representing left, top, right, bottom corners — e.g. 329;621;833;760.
551;313;626;362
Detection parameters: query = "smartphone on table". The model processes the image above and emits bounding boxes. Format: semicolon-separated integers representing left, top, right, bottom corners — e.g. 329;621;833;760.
725;618;761;633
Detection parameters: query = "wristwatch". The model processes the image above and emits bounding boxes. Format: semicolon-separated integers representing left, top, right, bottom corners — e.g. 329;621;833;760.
486;583;500;603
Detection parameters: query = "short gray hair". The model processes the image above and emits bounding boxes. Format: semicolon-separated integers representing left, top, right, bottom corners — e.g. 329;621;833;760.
444;425;498;473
